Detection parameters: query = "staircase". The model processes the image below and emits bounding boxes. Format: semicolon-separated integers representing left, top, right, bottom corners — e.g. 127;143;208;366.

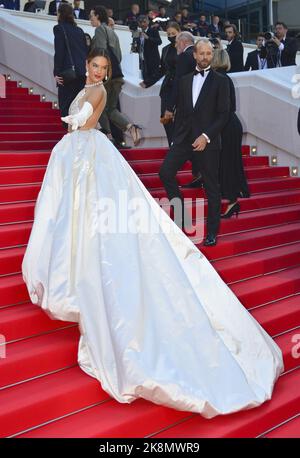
0;79;300;438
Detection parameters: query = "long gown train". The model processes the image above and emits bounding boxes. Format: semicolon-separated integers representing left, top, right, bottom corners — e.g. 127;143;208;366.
22;127;284;419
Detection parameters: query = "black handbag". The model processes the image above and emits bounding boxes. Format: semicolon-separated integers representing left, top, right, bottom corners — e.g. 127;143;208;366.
60;25;77;84
104;27;124;79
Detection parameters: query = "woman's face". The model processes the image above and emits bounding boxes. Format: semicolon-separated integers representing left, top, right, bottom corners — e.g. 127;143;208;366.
86;56;109;84
90;10;100;27
167;27;179;39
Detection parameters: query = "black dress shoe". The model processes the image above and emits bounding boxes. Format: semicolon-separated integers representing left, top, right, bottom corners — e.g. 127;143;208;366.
203;234;217;246
181;176;204;189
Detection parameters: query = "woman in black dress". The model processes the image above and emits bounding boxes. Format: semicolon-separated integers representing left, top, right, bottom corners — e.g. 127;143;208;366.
53;3;88;127
159;22;181;146
211;49;250;218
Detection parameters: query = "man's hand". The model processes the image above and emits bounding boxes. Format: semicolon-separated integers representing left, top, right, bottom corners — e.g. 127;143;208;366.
164;110;174;121
141;32;149;40
192;134;208;151
271;36;282;47
55;76;64;86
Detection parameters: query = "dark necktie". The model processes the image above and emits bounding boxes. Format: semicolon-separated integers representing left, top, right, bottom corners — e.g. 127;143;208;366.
194;69;205;76
194;67;210;76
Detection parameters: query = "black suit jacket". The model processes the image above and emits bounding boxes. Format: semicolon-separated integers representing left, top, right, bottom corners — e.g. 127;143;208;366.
173;70;230;149
244;49;259;71
280;37;297;66
227;39;244;73
48;0;68;16
166;45;196;112
53;23;87;78
73;8;87;20
138;27;162;66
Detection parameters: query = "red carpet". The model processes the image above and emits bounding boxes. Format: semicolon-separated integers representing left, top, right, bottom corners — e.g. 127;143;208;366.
0;80;299;438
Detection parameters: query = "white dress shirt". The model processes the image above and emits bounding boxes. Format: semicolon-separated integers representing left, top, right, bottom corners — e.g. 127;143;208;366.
192;66;210;107
192;66;211;142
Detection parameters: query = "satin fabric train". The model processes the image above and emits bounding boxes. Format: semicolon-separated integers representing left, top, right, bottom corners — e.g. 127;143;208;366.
22;128;284;418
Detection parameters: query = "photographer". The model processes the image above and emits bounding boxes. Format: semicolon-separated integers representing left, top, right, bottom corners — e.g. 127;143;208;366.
269;22;298;67
136;15;162;88
244;33;268;70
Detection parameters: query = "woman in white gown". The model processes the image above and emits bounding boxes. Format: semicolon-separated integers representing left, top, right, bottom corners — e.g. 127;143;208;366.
22;49;284;419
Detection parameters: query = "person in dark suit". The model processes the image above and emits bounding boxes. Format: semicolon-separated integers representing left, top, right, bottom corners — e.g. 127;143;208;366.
272;22;298;67
3;0;19;9
244;33;268;71
73;0;87;20
24;0;37;12
53;3;87;125
48;0;68;16
159;40;230;246
212;49;250;219
207;15;222;37
159;22;181;145
225;24;244;73
137;15;162;88
164;32;195;120
163;31;203;188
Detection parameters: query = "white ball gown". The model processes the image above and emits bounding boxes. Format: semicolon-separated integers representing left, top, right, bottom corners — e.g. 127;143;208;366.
22;87;284;419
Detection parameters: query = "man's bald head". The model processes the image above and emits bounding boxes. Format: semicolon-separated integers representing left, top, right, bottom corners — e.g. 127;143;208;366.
193;39;214;69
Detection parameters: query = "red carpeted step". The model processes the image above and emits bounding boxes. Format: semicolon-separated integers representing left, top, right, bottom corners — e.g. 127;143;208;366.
0;115;62;124
250;294;300;336
0;124;63;133
121;146;250;162
0;222;32;249
200;222;300;260
128;156;269;174
0;166;46;184
0;132;63;142
150;368;300;438
0;141;58;151
0;108;60;116
16;365;300;439
3;94;41;102
150;176;300;199
0;183;41;203
0;366;110;438
262;414;300;438
0;327;79;389
0;274;29;307
213;242;300;283
0;201;35;224
231;265;300;308
271;328;300;372
217;205;300;236
0;152;51;167
17;398;190;439
0;246;26;275
5;88;30;96
0;302;74;342
0;101;53;109
139;167;290;189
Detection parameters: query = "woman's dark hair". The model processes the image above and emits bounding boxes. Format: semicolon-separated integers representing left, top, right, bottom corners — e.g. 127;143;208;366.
166;22;181;33
58;3;76;25
87;48;112;80
84;33;92;52
93;5;109;25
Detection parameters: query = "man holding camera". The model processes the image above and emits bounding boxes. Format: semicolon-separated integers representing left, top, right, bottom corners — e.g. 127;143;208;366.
271;22;297;67
244;33;268;71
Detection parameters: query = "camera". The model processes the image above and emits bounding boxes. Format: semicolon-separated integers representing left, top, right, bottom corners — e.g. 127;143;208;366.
264;31;275;41
130;27;142;53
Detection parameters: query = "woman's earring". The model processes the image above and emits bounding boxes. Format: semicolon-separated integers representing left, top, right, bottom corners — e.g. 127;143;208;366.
85;71;89;77
104;74;108;81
